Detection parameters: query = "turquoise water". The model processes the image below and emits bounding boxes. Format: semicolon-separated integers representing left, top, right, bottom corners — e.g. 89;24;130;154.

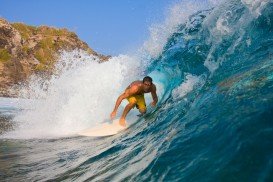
1;0;273;181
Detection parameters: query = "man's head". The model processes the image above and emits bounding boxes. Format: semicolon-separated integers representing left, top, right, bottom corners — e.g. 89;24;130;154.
143;76;153;91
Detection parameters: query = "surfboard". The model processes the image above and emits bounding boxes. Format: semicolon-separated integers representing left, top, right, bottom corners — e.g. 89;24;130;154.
78;119;128;137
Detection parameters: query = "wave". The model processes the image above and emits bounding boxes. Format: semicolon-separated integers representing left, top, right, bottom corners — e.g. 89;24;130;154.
2;0;273;180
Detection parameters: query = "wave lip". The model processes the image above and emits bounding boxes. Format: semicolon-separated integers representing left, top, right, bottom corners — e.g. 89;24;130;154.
2;0;273;181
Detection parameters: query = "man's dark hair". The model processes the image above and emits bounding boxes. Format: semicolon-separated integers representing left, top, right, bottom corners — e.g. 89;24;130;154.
143;76;153;83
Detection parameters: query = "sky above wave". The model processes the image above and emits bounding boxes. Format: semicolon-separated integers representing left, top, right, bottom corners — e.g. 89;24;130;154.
0;0;180;56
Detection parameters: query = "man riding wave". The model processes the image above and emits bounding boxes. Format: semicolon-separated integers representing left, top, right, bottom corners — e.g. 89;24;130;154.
110;76;158;126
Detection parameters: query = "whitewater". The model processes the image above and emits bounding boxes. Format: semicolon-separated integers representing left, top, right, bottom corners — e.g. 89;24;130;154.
1;0;273;181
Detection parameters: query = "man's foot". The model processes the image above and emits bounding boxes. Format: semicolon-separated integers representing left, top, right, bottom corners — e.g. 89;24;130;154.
119;118;126;127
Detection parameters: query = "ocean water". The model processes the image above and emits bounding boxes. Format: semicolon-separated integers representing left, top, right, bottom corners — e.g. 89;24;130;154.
1;0;273;181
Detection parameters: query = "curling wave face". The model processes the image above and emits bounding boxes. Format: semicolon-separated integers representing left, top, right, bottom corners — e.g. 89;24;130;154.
1;0;273;181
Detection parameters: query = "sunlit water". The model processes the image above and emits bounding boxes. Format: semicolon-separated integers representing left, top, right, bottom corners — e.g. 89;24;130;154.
1;0;273;181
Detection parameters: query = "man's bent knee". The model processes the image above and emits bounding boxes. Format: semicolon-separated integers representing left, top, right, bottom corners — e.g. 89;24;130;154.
128;102;136;108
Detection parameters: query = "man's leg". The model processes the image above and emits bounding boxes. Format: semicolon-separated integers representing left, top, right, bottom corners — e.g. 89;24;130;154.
136;94;146;116
119;102;136;126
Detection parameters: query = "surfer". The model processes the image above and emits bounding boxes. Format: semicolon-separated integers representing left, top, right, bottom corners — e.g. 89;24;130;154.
110;76;158;127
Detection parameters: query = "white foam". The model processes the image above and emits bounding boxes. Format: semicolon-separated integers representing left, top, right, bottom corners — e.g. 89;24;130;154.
172;73;205;99
204;49;219;73
202;0;260;73
241;0;269;16
4;50;141;139
142;0;218;58
216;16;231;35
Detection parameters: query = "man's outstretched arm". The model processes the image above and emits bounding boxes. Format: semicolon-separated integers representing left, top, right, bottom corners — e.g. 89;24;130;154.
111;92;128;119
110;87;138;119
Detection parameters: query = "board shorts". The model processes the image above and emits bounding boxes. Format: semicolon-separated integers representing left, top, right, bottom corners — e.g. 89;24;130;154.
127;94;146;111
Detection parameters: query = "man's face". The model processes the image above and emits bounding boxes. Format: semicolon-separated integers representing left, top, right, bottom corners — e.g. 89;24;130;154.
143;81;152;92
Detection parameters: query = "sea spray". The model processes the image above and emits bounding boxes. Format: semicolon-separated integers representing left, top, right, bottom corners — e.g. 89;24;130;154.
5;50;141;139
1;0;273;181
142;0;221;59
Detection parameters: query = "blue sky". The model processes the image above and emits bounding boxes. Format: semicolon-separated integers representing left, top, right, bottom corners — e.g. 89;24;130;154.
0;0;179;55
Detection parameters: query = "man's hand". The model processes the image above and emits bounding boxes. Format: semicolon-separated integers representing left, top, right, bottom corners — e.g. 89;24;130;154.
150;101;157;107
110;110;117;120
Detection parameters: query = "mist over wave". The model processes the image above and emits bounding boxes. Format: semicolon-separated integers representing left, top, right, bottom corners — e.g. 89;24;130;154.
1;0;273;181
3;51;142;138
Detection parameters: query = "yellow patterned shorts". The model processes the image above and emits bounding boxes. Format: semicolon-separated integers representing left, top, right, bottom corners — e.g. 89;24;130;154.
127;94;146;110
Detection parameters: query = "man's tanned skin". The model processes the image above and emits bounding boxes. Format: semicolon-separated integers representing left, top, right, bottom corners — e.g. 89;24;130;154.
110;77;158;127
